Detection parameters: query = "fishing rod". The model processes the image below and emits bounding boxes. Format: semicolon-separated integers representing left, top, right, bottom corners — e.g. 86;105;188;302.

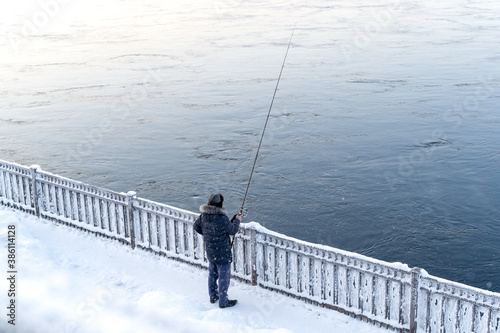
238;25;296;216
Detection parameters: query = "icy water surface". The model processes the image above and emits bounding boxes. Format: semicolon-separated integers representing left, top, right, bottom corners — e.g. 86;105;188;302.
1;0;499;292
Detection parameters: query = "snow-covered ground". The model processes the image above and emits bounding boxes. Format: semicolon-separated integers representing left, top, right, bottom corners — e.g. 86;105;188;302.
0;207;389;333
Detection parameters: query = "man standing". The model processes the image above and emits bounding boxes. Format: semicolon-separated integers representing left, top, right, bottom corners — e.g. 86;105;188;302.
194;193;242;308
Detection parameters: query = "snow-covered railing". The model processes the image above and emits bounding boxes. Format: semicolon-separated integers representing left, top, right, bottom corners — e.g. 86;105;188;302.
36;168;132;244
0;160;35;214
416;273;500;333
1;159;499;333
249;225;415;330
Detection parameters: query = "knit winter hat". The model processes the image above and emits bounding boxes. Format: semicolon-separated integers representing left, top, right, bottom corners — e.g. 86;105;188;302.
208;193;224;207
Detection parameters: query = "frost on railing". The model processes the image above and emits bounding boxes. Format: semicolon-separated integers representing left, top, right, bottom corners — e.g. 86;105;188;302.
0;160;34;213
1;159;499;333
35;167;132;245
247;223;414;331
131;196;207;267
416;273;500;333
231;226;253;282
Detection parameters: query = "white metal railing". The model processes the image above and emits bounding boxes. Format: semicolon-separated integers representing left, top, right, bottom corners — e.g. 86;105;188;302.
1;159;499;333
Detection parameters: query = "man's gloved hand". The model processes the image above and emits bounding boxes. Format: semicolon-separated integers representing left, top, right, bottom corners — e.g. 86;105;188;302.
230;214;243;223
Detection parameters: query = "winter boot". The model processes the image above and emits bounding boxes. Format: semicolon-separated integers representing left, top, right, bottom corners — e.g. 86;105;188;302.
219;299;238;308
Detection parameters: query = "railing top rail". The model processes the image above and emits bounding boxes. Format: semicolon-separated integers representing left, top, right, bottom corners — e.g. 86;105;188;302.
134;196;199;222
0;159;32;176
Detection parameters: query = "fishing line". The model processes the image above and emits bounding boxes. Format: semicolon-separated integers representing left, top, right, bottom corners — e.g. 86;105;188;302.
239;24;296;216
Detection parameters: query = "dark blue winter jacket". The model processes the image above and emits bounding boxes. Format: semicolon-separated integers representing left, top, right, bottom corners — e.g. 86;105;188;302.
193;204;240;265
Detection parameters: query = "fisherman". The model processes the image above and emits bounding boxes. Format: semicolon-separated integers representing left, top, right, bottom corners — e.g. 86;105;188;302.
194;193;242;308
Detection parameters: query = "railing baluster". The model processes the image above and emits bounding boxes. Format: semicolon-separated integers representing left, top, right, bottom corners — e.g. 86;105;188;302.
155;214;161;249
166;217;174;252
17;174;25;207
70;190;77;221
78;192;86;223
5;171;13;201
29;166;39;217
185;221;193;257
41;182;49;213
63;187;71;219
108;201;116;233
0;170;5;199
56;186;63;217
173;219;180;254
250;228;258;286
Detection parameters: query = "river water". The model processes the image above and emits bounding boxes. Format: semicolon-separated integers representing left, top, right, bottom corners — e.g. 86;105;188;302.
1;0;499;292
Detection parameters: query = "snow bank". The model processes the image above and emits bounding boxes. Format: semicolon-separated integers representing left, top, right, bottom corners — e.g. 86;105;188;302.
0;207;388;333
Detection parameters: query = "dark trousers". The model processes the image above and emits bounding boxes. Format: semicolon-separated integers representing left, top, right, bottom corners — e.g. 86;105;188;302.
208;262;231;306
